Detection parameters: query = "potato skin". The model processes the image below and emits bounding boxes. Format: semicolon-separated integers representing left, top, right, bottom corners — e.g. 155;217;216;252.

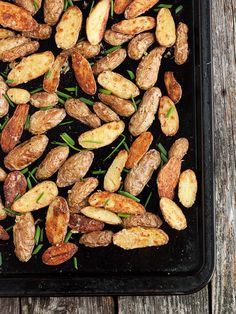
30;92;58;108
7;88;30;104
0;167;7;182
36;146;69;180
55;6;82;49
0;36;30;54
168;138;189;160
0;41;40;62
44;0;64;26
104;30;134;46
98;93;135;117
126;132;153;169
72;50;96;95
4;135;48;171
81;206;122;225
68;177;99;213
79;230;113;248
125;0;159;19
92;48;127;76
158;96;179;136
29;108;66;135
42;243;78;266
0;76;9;117
46;196;70;245
157;157;181;200
0;225;9;240
164;72;182;104
93;102;120;122
124;149;161;196
13;213;35;262
159;197;187;230
129;87;161;137
69;213;104;233
56;151;94;188
13;0;42;15
74;41;101;59
178;170;197;208
123;213;163;229
0;1;38;32
174;22;189;65
112;17;156;35
0;29;15;39
22;24;52;40
114;0;132;14
128;32;155;60
0;197;7;220
113;227;169;250
3;171;27;208
65;98;101;128
136;47;165;90
156;8;176;47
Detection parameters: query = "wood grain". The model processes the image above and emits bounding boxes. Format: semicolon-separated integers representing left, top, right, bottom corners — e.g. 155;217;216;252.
0;298;20;314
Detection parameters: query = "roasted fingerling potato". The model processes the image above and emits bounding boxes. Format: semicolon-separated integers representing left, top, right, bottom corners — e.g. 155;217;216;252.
69;213;104;233
98;93;135;117
178;169;198;208
79;230;113;248
175;22;189;65
156;8;176;47
128;32;155;60
93;102;120;122
44;0;64;26
158;96;179;136
164;72;182;104
112;17;156;35
168;138;189;160
104;30;134;46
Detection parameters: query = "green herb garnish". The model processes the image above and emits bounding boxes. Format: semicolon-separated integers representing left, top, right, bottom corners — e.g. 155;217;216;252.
103;135;126;161
5;225;14;232
24;114;30;130
35;225;41;245
166;106;174;118
65;87;77;92
157;4;173;9
45;70;52;78
58;97;65;105
127;70;135;80
59;120;74;126
60;133;81;151
0;116;9;130
175;5;183;14
110;0;114;17
103;45;121;55
118;213;130;218
81;140;104;144
73;257;78;270
30;87;43;94
123;141;129;151
98;88;112;95
92;169;106;175
160;152;168;163
13;193;21;202
3;94;14;107
57;90;72;99
27;177;32;189
104;198;110;207
3;207;22;216
131;96;137;111
118;191;141;203
65;231;73;243
21;167;29;175
5;79;14;84
67;0;73;6
39;106;53;111
122;168;130;173
144;191;153;208
36;192;44;203
79;97;94;106
32;244;43;255
156;143;167;156
40;228;44;243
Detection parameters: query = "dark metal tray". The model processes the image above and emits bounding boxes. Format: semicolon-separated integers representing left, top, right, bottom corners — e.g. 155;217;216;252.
0;0;214;295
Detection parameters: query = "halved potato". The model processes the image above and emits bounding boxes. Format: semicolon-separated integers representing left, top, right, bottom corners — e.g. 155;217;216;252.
104;150;128;192
113;227;169;250
74;41;101;59
164;72;182;104
178;170;197;208
104;30;134;46
98;71;139;99
78;121;125;149
86;0;110;45
156;8;176;47
0;36;30;54
14;0;42;16
79;230;113;248
22;24;52;40
93;102;120;122
159;197;187;230
125;0;159;19
0;41;40;63
12;181;58;213
7;88;30;104
168;138;189;160
114;0;132;14
112;16;156;35
158;96;179;136
81;206;122;225
98;93;135;117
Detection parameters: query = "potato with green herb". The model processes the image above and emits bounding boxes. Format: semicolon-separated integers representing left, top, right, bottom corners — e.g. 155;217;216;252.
158;96;179;136
81;207;122;225
156;8;176;47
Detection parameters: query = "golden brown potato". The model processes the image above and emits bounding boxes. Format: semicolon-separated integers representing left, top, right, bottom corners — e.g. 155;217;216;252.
55;6;82;49
114;0;132;14
89;191;146;214
0;167;7;182
178;170;198;208
4;135;48;171
0;197;7;220
22;24;52;40
3;171;27;208
68;177;99;213
7;51;54;86
1;104;29;153
156;8;176;47
0;29;15;39
42;243;78;266
78;121;125;149
7;88;30;104
159;197;187;230
30;92;58;108
164;72;182;104
12;181;58;213
123;213;163;229
0;76;9;117
29;108;66;135
93;102;120;122
56;151;94;187
36;146;69;180
174;22;189;65
65;98;101;128
0;1;38;32
0;36;30;54
98;93;135;117
92;48;127;76
72;50;96;95
13;213;35;262
124;149;161;196
79;230;113;247
13;0;42;15
125;0;159;19
104;30;133;46
104;150;128;192
158;96;179;136
0;41;40;62
112;16;156;35
136;47;165;90
157;157;181;200
128;32;155;60
86;0;110;45
98;71;139;99
44;0;64;26
81;206;122;225
74;41;101;59
46;196;70;245
168;138;189;160
113;227;169;250
129;87;161;136
69;213;104;233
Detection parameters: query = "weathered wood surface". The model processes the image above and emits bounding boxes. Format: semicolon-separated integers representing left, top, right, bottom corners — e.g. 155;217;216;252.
0;0;235;313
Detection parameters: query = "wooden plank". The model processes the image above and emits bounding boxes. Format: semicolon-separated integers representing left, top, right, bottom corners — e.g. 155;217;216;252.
211;0;236;313
0;298;20;314
21;297;115;314
118;287;209;314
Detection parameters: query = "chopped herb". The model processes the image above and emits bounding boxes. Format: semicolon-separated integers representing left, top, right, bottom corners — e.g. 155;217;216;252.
45;70;52;78
92;169;106;175
65;230;73;243
65;87;77;92
75;85;78;97
78;37;86;43
103;45;121;55
89;62;95;66
0;72;7;78
131;96;137;111
27;177;32;189
81;140;104;144
166;106;174;118
161;152;168;163
79;97;94;106
33;0;39;11
40;228;44;242
89;0;95;13
64;0;68;11
39;106;53;111
3;94;14;107
118;191;141;202
175;4;183;14
36;192;44;203
13;193;21;202
127;70;135;80
67;0;73;6
30;87;43;94
57;90;72;99
110;0;114;17
157;4;173;9
30;167;38;176
28;168;38;183
135;99;142;105
5;79;14;84
122;168;130;173
35;225;41;245
32;244;43;255
51;141;68;147
104;198;110;207
24;114;30;130
73;257;78;270
0;252;2;267
144;191;152;208
58;97;65;105
0;116;9;130
98;88;112;95
123;141;129;152
103;135;126;161
5;225;13;232
21;167;29;175
59;120;74;126
3;207;22;216
60;133;81;151
118;213;130;218
156;142;167;156
143;51;148;56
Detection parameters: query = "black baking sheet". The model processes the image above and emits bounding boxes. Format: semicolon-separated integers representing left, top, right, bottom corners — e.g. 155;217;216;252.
0;0;214;295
